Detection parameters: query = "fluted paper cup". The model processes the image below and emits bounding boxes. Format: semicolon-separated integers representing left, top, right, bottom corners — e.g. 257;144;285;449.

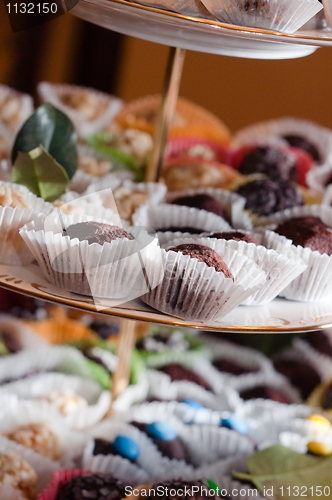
293;335;332;380
166;187;252;230
200;0;323;33
19;213;163;305
84;453;149;485
141;245;266;322
37;82;123;138
37;469;94;500
0;372;111;430
133;203;232;233
0;181;53;265
254;204;332;301
167;235;306;305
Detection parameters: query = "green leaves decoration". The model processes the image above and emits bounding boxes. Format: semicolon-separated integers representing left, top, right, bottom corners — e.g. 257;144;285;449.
10;103;78;201
233;445;332;500
11;146;69;202
87;131;144;182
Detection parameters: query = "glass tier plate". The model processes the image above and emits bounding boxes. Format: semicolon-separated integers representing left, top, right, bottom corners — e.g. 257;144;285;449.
72;0;332;59
1;262;332;333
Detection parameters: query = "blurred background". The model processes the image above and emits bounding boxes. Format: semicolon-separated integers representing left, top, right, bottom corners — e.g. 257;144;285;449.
1;2;332;133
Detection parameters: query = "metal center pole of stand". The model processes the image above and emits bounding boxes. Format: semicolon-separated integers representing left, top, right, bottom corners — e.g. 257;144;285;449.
145;46;186;182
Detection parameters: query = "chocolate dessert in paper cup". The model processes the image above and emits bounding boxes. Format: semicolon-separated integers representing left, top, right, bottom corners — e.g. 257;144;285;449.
141;242;266;322
37;82;123;138
0;372;111;430
200;0;323;32
255;204;332;302
170;235;306;306
132;0;214;18
0;181;53;265
133;203;231;233
19;212;163;303
166;187;252;230
233;117;332;168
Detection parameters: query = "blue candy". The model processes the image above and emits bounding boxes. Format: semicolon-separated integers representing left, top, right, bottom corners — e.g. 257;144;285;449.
181;399;204;410
113;435;140;460
220;415;248;435
146;421;177;441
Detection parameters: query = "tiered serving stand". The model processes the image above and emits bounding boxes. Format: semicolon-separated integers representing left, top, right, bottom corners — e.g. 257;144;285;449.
2;0;332;398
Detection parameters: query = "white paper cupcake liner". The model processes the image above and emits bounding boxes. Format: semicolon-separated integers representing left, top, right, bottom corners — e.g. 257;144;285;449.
20;213;162;302
0;434;59;492
307;163;332;193
233;117;332;167
169;235;307;306
200;0;323;33
201;338;275;392
37;82;124;138
323;0;332;28
254;204;332;301
83;171;136;195
0;314;47;351
0;372;111;430
322;184;332;207
0;396;87;466
0;344;94;385
133;203;232;234
141;245;266;322
111;375;150;413
166;187;252;231
84;419;193;481
0;181;53;265
142;351;223;394
132;0;214;17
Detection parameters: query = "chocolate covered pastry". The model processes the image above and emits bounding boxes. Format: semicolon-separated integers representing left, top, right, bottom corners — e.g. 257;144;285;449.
238;146;297;182
274;216;332;255
168;244;234;278
64;222;134;245
56;474;126;500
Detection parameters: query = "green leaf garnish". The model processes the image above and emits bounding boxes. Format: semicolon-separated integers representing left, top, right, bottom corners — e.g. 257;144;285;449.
11;145;69;202
87;131;144;181
233;445;332;499
12;103;77;180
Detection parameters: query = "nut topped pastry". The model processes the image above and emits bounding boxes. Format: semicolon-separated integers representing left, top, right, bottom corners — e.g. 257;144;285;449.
0;452;37;500
0;184;32;209
4;423;61;461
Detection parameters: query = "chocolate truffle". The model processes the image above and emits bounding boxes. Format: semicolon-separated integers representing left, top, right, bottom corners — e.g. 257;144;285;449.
131;421;188;461
274;216;332;255
64;222;133;245
208;231;259;245
157;226;205;234
168;243;234;278
93;435;140;462
236;178;303;216
56;474;126;500
89;321;120;339
282;135;320;162
239;385;292;404
171;194;227;218
301;330;332;358
238;146;297;182
213;358;258;376
158;363;211;391
273;358;321;399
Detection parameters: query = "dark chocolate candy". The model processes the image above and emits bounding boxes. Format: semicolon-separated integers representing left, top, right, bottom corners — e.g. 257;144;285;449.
302;331;332;358
208;231;259;245
273;358;321;400
282;135;320;163
171;194;226;218
213;358;257;376
55;474;126;500
238;146;297;182
239;385;292;404
64;222;133;245
275;216;332;255
158;363;211;391
236;178;303;217
322;382;332;410
168;243;234;278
